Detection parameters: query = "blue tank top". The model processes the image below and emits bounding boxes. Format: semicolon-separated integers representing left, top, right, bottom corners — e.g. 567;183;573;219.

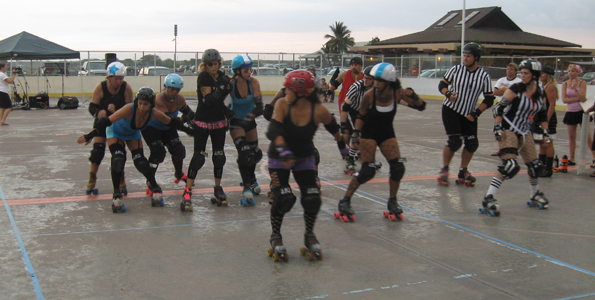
230;78;255;119
148;94;179;130
107;103;154;140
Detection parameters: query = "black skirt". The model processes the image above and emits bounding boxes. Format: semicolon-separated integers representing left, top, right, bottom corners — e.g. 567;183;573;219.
563;110;585;125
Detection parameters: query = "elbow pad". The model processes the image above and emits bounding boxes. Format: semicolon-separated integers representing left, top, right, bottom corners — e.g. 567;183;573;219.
266;119;285;142
89;102;101;117
251;96;264;117
438;80;449;93
180;105;195;121
495;103;505;117
263;104;274;121
324;117;340;135
331;80;340;89
483;95;495;108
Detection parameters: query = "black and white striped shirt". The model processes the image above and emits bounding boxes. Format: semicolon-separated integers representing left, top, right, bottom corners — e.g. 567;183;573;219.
442;65;492;116
502;88;546;135
344;79;366;112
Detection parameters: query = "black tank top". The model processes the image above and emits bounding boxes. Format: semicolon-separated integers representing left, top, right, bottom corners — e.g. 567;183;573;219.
100;81;128;115
268;102;318;158
361;89;397;137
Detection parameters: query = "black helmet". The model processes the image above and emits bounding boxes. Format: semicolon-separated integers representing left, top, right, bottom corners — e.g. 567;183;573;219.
363;65;374;76
202;49;222;62
349;57;363;66
135;87;156;108
542;65;555;76
519;59;542;79
463;42;482;60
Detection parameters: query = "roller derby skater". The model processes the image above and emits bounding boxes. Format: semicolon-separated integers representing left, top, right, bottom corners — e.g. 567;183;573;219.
438;43;495;187
78;87;192;212
455;167;476;187
267;233;288;262
184;49;232;211
141;73;194;188
334;196;355;222
300;232;323;261
210;185;228;206
383;196;404;221
85;62;133;196
535;66;558;178
336;63;425;222
86;172;99;195
266;70;348;262
482;59;551;216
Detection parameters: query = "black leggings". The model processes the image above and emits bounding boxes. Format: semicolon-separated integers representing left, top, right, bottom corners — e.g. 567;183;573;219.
191;126;227;179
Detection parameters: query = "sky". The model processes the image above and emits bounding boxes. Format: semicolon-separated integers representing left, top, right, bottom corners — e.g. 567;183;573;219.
2;0;595;56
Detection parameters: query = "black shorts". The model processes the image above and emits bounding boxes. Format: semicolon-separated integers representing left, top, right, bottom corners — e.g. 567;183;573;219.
563;110;585;125
229;118;257;132
442;105;477;137
0;92;11;109
531;114;557;135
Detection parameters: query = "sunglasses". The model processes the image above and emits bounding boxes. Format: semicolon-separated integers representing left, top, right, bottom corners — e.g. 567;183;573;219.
207;62;219;67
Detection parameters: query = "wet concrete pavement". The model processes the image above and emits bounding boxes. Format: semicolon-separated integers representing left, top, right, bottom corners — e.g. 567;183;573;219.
1;97;594;300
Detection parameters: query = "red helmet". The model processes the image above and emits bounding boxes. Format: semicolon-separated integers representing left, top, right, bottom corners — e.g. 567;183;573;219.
283;70;315;96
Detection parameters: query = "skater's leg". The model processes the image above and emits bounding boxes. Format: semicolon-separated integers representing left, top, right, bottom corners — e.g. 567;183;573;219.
460;135;479;169
211;128;227;189
167;137;186;180
345;138;377;197
567;124;577;163
486;131;519;197
186;127;209;191
519;134;543;197
142;126;166;177
295;169;320;233
108;141;126;194
379;138;402;197
269;168;293;234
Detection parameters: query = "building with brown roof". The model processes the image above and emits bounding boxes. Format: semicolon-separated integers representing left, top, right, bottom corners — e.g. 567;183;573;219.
350;6;594;56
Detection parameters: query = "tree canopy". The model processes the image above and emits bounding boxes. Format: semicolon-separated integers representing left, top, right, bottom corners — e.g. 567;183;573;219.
322;21;355;54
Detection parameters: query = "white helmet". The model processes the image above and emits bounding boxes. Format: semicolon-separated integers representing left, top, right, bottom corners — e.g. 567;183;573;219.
370;63;397;82
107;62;126;77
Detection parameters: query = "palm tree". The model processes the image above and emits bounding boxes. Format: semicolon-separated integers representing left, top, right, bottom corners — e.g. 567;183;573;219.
323;21;355;54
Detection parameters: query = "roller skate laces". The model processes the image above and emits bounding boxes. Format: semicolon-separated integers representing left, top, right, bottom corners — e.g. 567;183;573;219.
180;188;193;212
479;194;500;216
111;192;126;213
383;196;404;221
527;190;549;209
267;233;288;262
437;166;449;186
334;198;355;222
455;168;476;187
300;232;323;261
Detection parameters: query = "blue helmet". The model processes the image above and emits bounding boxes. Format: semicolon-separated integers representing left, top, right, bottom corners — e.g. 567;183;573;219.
370;63;398;82
232;54;253;71
164;73;184;89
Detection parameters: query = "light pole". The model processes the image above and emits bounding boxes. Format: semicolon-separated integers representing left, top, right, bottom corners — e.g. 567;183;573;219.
173;24;178;71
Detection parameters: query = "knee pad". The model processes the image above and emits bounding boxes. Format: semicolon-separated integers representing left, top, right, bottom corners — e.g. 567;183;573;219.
187;152;206;179
131;148;152;176
526;159;544;178
356;162;376;184
248;141;263;163
148;140;166;165
389;158;406;181
498;158;521;179
446;135;463;152
272;186;297;215
314;148;320;165
212;150;226;168
463;135;479;153
167;138;186;163
89;143;106;165
109;144;126;173
234;137;254;167
301;191;321;216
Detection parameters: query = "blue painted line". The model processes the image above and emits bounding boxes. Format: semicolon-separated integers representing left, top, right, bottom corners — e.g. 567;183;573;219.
0;185;44;300
556;293;595;300
320;176;595;278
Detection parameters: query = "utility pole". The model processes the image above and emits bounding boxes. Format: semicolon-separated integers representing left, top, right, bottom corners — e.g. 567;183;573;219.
174;24;178;71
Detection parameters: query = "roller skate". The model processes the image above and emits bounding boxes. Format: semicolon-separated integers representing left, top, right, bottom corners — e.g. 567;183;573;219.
527;190;549;209
267;233;288;262
180;188;193;212
145;181;153;196
343;156;356;175
538;168;553;178
300;232;323;261
479;194;500;216
174;171;188;184
210;185;228;206
240;189;255;206
240;179;261;196
111;192;126;213
437;166;450;186
85;172;99;195
119;171;127;196
383;196;404;221
455;168;476;187
334;197;355;222
148;183;164;207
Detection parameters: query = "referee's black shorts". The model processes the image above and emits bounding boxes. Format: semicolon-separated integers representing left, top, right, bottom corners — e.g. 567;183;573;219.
0;92;11;109
442;105;477;137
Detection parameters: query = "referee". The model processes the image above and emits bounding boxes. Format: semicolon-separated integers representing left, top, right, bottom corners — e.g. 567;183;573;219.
437;42;495;186
341;66;374;172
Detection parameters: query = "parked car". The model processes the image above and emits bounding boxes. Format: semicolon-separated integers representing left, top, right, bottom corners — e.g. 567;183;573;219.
138;66;171;76
78;60;107;76
580;72;595;84
253;67;281;76
419;69;448;79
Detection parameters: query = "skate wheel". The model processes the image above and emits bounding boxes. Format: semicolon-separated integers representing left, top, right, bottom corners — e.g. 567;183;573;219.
283;253;289;262
455;179;462;185
383;211;390;218
210;197;216;204
494;211;501;216
389;214;397;221
397;214;404;221
239;182;245;187
488;210;497;217
267;248;273;257
537;203;546;210
112;205;117;213
186;204;193;212
343;170;349;174
159;199;165;207
341;215;349;223
221;200;228;206
119;205;126;213
334;212;341;219
240;199;246;206
180;202;185;211
465;181;471;187
351;215;356;222
299;247;307;256
272;253;280;262
250;199;255;206
151;199;157;207
479;207;486;214
527;201;534;207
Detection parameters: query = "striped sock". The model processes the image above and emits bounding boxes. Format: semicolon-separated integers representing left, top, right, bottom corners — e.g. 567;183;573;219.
529;178;539;197
270;215;283;235
486;177;503;197
304;213;317;233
